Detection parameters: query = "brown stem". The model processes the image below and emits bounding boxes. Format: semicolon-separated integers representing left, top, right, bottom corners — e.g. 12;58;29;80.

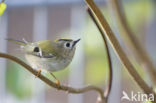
87;7;113;101
85;0;156;102
109;0;156;85
0;52;106;101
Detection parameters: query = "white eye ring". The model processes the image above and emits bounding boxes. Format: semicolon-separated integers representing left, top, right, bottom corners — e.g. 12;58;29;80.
65;42;71;48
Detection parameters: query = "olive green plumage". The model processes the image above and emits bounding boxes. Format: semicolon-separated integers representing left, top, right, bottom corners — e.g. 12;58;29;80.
7;38;80;72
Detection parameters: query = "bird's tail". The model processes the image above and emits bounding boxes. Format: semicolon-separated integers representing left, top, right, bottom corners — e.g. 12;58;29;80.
6;38;27;46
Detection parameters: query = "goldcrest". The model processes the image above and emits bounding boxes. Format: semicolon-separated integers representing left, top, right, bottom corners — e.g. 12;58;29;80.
7;38;80;72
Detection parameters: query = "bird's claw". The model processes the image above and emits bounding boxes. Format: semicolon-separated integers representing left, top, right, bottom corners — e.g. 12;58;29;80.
35;69;41;77
56;80;60;88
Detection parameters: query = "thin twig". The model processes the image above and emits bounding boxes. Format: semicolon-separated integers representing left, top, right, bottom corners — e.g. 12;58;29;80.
109;0;156;86
87;7;113;101
85;0;156;102
0;52;105;100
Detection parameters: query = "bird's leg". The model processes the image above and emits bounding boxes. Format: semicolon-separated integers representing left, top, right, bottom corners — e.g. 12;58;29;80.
35;69;41;77
50;72;60;87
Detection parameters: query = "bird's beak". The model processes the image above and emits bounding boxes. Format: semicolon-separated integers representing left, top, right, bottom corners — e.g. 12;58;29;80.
72;39;81;47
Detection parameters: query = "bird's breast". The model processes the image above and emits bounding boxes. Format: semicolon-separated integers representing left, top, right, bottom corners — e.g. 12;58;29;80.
25;54;72;72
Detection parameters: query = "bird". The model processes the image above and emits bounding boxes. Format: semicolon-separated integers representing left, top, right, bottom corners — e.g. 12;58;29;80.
7;38;81;86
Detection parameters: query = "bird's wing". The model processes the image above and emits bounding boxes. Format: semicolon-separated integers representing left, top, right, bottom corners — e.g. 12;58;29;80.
6;38;27;46
37;40;57;58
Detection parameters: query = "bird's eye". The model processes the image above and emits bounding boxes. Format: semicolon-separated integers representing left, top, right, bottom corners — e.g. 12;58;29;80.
66;43;70;47
34;47;39;52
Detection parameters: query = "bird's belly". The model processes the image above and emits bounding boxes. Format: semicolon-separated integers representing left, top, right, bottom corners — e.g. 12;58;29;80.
45;60;69;72
25;54;71;72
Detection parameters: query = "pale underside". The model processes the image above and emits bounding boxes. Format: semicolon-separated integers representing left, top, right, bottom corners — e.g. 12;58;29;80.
25;54;72;72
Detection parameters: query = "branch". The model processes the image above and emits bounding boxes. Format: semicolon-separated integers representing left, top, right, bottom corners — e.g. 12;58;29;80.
87;7;113;102
85;0;156;102
0;52;105;101
109;0;156;86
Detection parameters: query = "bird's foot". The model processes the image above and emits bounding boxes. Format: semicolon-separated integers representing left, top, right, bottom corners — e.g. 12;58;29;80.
55;79;61;91
50;72;60;87
35;69;41;77
56;79;60;87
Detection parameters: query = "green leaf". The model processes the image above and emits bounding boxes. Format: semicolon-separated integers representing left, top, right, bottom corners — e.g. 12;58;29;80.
0;2;7;16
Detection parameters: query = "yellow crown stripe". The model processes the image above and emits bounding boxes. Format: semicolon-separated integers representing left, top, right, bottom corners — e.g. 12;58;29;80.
55;38;73;42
